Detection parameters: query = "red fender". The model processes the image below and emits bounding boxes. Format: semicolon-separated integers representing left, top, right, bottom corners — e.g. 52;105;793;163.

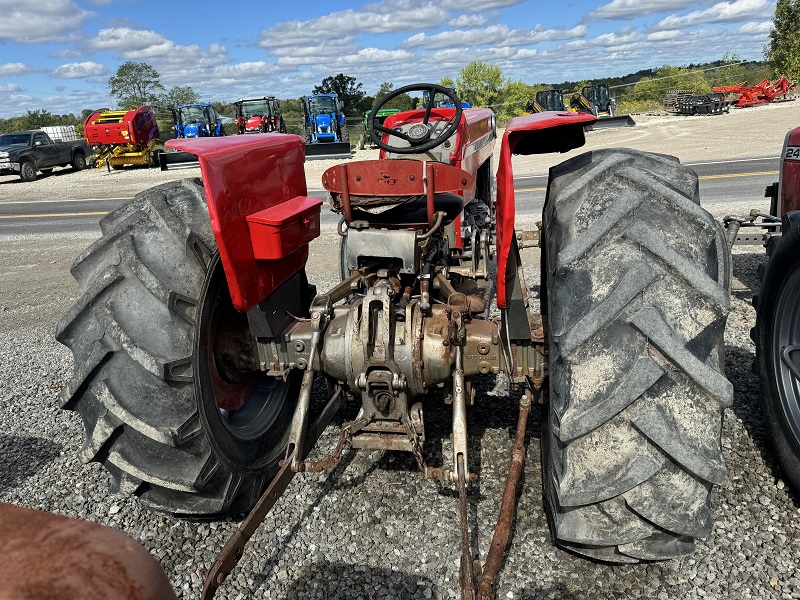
495;111;596;308
780;126;800;215
166;134;321;312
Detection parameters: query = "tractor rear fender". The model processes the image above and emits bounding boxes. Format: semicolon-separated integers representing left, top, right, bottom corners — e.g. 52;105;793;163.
779;126;800;215
166;134;321;313
496;111;596;309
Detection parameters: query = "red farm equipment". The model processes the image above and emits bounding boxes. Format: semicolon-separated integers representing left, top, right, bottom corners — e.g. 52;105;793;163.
56;83;733;598
234;96;286;135
713;77;796;108
724;126;800;494
83;106;160;169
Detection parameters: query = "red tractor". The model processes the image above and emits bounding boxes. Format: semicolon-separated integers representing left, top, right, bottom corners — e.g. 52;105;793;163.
726;127;800;493
56;84;732;597
234;96;286;134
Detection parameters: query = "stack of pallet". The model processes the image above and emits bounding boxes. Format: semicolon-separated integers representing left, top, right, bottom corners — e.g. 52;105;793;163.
663;90;694;113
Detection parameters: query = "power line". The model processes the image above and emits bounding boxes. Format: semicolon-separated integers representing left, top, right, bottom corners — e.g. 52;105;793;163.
608;62;749;89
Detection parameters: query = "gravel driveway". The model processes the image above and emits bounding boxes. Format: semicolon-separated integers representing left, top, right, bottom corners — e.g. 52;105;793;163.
1;103;799;600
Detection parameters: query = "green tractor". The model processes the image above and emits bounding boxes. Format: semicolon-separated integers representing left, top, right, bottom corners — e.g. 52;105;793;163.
358;108;399;150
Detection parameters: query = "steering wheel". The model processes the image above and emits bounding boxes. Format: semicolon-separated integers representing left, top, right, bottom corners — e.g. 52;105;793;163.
369;83;463;154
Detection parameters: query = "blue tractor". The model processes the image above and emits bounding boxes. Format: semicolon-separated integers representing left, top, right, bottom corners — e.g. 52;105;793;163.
422;87;472;108
301;93;351;159
171;103;223;138
159;103;223;170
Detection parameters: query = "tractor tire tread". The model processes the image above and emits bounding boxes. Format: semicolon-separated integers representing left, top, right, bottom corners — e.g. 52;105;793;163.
543;149;731;562
56;178;261;515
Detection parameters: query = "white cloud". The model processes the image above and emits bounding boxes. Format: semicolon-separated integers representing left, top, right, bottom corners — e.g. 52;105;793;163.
88;28;230;87
440;0;523;9
0;83;22;93
448;14;489;27
90;27;166;53
653;0;775;31
402;24;587;50
735;20;772;34
258;0;448;48
0;62;40;76
212;62;279;79
52;61;108;79
0;0;92;43
587;0;709;21
336;48;414;65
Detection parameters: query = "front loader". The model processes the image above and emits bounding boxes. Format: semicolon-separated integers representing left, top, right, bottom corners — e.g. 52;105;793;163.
57;83;733;597
572;84;636;129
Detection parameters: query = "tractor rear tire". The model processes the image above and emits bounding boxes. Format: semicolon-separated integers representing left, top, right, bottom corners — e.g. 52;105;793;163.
341;125;350;144
754;224;800;493
56;179;300;516
542;149;732;562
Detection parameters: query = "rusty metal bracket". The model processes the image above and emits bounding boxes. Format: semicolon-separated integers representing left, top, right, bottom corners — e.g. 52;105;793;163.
476;390;532;599
201;386;343;600
458;455;476;600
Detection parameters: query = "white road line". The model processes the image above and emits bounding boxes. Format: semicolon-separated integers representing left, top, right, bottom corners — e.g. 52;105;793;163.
0;197;131;205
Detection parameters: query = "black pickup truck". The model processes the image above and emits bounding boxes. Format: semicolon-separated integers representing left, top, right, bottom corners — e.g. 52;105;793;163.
0;130;89;181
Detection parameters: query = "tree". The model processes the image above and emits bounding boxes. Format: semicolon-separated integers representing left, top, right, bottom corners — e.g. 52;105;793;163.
629;65;710;104
313;73;365;115
21;109;55;130
373;82;394;107
372;82;414;111
495;81;537;124
439;76;455;88
456;61;504;108
108;61;165;110
158;85;199;111
766;0;800;81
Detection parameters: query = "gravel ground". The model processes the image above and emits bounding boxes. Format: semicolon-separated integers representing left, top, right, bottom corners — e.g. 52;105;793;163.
1;104;800;600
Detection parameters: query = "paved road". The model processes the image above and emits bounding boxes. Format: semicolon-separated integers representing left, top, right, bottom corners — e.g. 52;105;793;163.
0;156;780;237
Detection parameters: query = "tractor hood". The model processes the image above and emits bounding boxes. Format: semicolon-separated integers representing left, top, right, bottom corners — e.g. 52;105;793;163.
315;114;332;132
183;123;205;138
246;116;263;130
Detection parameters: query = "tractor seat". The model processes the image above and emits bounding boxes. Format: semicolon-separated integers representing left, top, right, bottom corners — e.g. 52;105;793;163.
346;193;464;225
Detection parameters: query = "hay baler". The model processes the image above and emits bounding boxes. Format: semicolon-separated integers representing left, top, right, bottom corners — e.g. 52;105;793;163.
83;106;159;169
58;84;732;598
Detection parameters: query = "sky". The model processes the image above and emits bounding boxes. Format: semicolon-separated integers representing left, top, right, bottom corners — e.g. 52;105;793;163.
0;0;777;118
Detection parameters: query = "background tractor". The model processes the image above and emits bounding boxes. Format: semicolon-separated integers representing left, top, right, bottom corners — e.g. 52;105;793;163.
358;107;399;150
570;84;636;128
171;103;223;138
534;89;567;112
301;92;351;159
234;96;286;134
57;83;732;598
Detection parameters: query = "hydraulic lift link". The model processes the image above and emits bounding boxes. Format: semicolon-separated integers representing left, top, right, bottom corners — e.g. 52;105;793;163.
201;386;343;600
